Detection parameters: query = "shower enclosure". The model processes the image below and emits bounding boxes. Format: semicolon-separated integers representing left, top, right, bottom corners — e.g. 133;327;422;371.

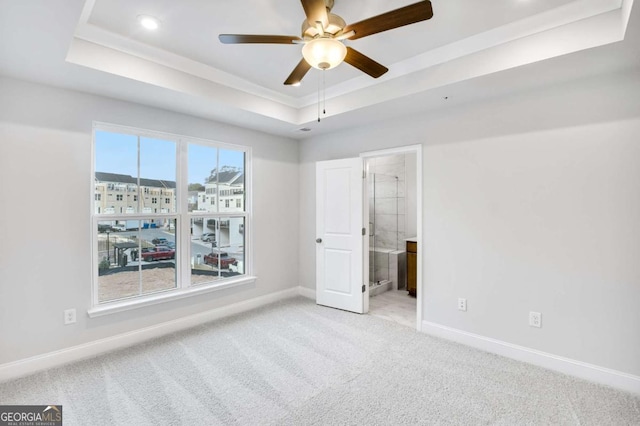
368;172;401;294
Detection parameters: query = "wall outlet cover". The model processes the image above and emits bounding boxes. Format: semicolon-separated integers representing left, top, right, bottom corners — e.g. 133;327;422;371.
64;308;77;325
458;298;467;311
529;311;542;328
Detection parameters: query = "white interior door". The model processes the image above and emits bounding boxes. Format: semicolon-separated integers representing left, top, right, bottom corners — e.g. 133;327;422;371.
316;158;365;313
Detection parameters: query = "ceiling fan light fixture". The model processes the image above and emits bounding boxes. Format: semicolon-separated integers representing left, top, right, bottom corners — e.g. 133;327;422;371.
302;38;347;70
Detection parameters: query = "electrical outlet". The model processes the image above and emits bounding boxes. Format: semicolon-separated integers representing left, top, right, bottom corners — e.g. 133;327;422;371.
64;308;76;325
529;311;541;328
458;298;467;311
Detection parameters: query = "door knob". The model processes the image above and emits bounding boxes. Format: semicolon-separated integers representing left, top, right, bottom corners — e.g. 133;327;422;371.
316;238;322;243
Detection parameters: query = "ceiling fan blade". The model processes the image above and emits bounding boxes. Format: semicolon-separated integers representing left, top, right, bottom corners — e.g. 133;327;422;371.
344;47;388;78
284;58;312;85
219;34;302;44
300;0;329;28
343;1;433;40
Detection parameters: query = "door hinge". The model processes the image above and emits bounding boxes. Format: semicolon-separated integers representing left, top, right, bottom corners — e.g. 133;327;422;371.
362;284;366;293
362;227;366;236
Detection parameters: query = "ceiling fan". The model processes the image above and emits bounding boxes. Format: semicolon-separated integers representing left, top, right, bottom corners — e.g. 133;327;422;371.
219;0;434;86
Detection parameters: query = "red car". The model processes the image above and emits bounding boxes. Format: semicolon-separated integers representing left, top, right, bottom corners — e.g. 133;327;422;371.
203;252;237;269
141;246;175;261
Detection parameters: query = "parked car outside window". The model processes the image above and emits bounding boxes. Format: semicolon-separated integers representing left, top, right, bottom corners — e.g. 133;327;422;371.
141;246;175;261
200;232;217;247
203;252;237;269
201;232;216;242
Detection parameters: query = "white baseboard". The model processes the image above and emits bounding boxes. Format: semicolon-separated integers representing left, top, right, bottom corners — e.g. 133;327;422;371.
298;286;315;299
0;287;302;383
421;320;640;395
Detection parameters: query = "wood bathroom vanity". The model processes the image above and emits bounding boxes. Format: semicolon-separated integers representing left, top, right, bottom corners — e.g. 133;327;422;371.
406;238;417;297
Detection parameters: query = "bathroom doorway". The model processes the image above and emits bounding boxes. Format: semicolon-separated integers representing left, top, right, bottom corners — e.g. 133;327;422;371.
362;145;421;329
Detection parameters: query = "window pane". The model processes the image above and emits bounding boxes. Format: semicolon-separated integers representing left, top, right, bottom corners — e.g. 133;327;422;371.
140;218;177;295
219;149;245;213
97;219;176;303
188;144;217;213
190;217;245;285
97;219;142;303
95;131;138;215
140;137;176;214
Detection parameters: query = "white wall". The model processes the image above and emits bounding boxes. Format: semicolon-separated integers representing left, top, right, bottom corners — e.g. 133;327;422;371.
405;152;417;239
298;69;640;376
0;77;300;364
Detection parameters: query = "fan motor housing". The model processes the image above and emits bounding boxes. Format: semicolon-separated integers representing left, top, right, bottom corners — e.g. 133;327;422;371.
301;13;346;38
324;0;335;12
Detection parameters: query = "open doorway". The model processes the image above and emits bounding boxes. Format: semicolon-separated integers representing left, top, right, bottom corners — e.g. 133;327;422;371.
362;145;421;329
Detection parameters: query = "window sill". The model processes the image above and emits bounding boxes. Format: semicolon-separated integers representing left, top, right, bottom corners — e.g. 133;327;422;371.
87;276;257;318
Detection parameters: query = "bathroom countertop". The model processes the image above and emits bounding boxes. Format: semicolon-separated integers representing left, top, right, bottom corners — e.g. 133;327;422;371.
405;237;418;243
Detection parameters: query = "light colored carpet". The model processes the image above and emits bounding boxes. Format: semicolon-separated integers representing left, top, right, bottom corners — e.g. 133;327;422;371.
1;297;638;425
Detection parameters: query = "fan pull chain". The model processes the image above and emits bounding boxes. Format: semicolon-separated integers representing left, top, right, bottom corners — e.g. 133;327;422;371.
323;70;326;116
317;70;321;122
316;70;328;123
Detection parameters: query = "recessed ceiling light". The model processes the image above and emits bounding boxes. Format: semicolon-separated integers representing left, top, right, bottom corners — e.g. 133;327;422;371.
138;15;160;30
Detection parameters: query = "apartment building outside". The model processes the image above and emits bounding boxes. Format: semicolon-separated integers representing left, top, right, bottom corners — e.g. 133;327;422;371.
94;172;176;216
193;167;245;247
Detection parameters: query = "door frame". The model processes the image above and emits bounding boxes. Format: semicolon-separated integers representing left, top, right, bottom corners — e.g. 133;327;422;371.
360;144;423;330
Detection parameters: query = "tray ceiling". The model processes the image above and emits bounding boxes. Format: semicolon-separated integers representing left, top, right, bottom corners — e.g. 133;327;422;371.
0;0;636;138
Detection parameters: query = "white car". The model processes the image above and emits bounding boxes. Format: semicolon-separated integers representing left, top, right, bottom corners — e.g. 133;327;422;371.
112;224;126;232
201;232;216;243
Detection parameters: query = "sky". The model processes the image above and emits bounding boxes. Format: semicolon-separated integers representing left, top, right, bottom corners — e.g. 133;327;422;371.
95;131;244;184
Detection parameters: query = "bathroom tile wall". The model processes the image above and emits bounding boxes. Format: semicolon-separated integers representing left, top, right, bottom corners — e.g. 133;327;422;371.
368;154;407;251
374;250;390;283
367;154;411;284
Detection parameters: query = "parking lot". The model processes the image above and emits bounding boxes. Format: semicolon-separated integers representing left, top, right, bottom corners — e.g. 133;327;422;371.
97;227;245;302
98;227;244;269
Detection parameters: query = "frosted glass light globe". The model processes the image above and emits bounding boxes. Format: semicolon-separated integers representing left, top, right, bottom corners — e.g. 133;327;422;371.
302;38;347;70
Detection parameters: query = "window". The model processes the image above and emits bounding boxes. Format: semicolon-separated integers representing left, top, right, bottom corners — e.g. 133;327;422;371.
236;199;241;208
92;123;251;313
225;200;230;208
95;194;101;201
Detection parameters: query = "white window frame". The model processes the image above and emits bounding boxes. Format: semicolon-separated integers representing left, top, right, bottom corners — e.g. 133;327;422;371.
88;122;255;317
